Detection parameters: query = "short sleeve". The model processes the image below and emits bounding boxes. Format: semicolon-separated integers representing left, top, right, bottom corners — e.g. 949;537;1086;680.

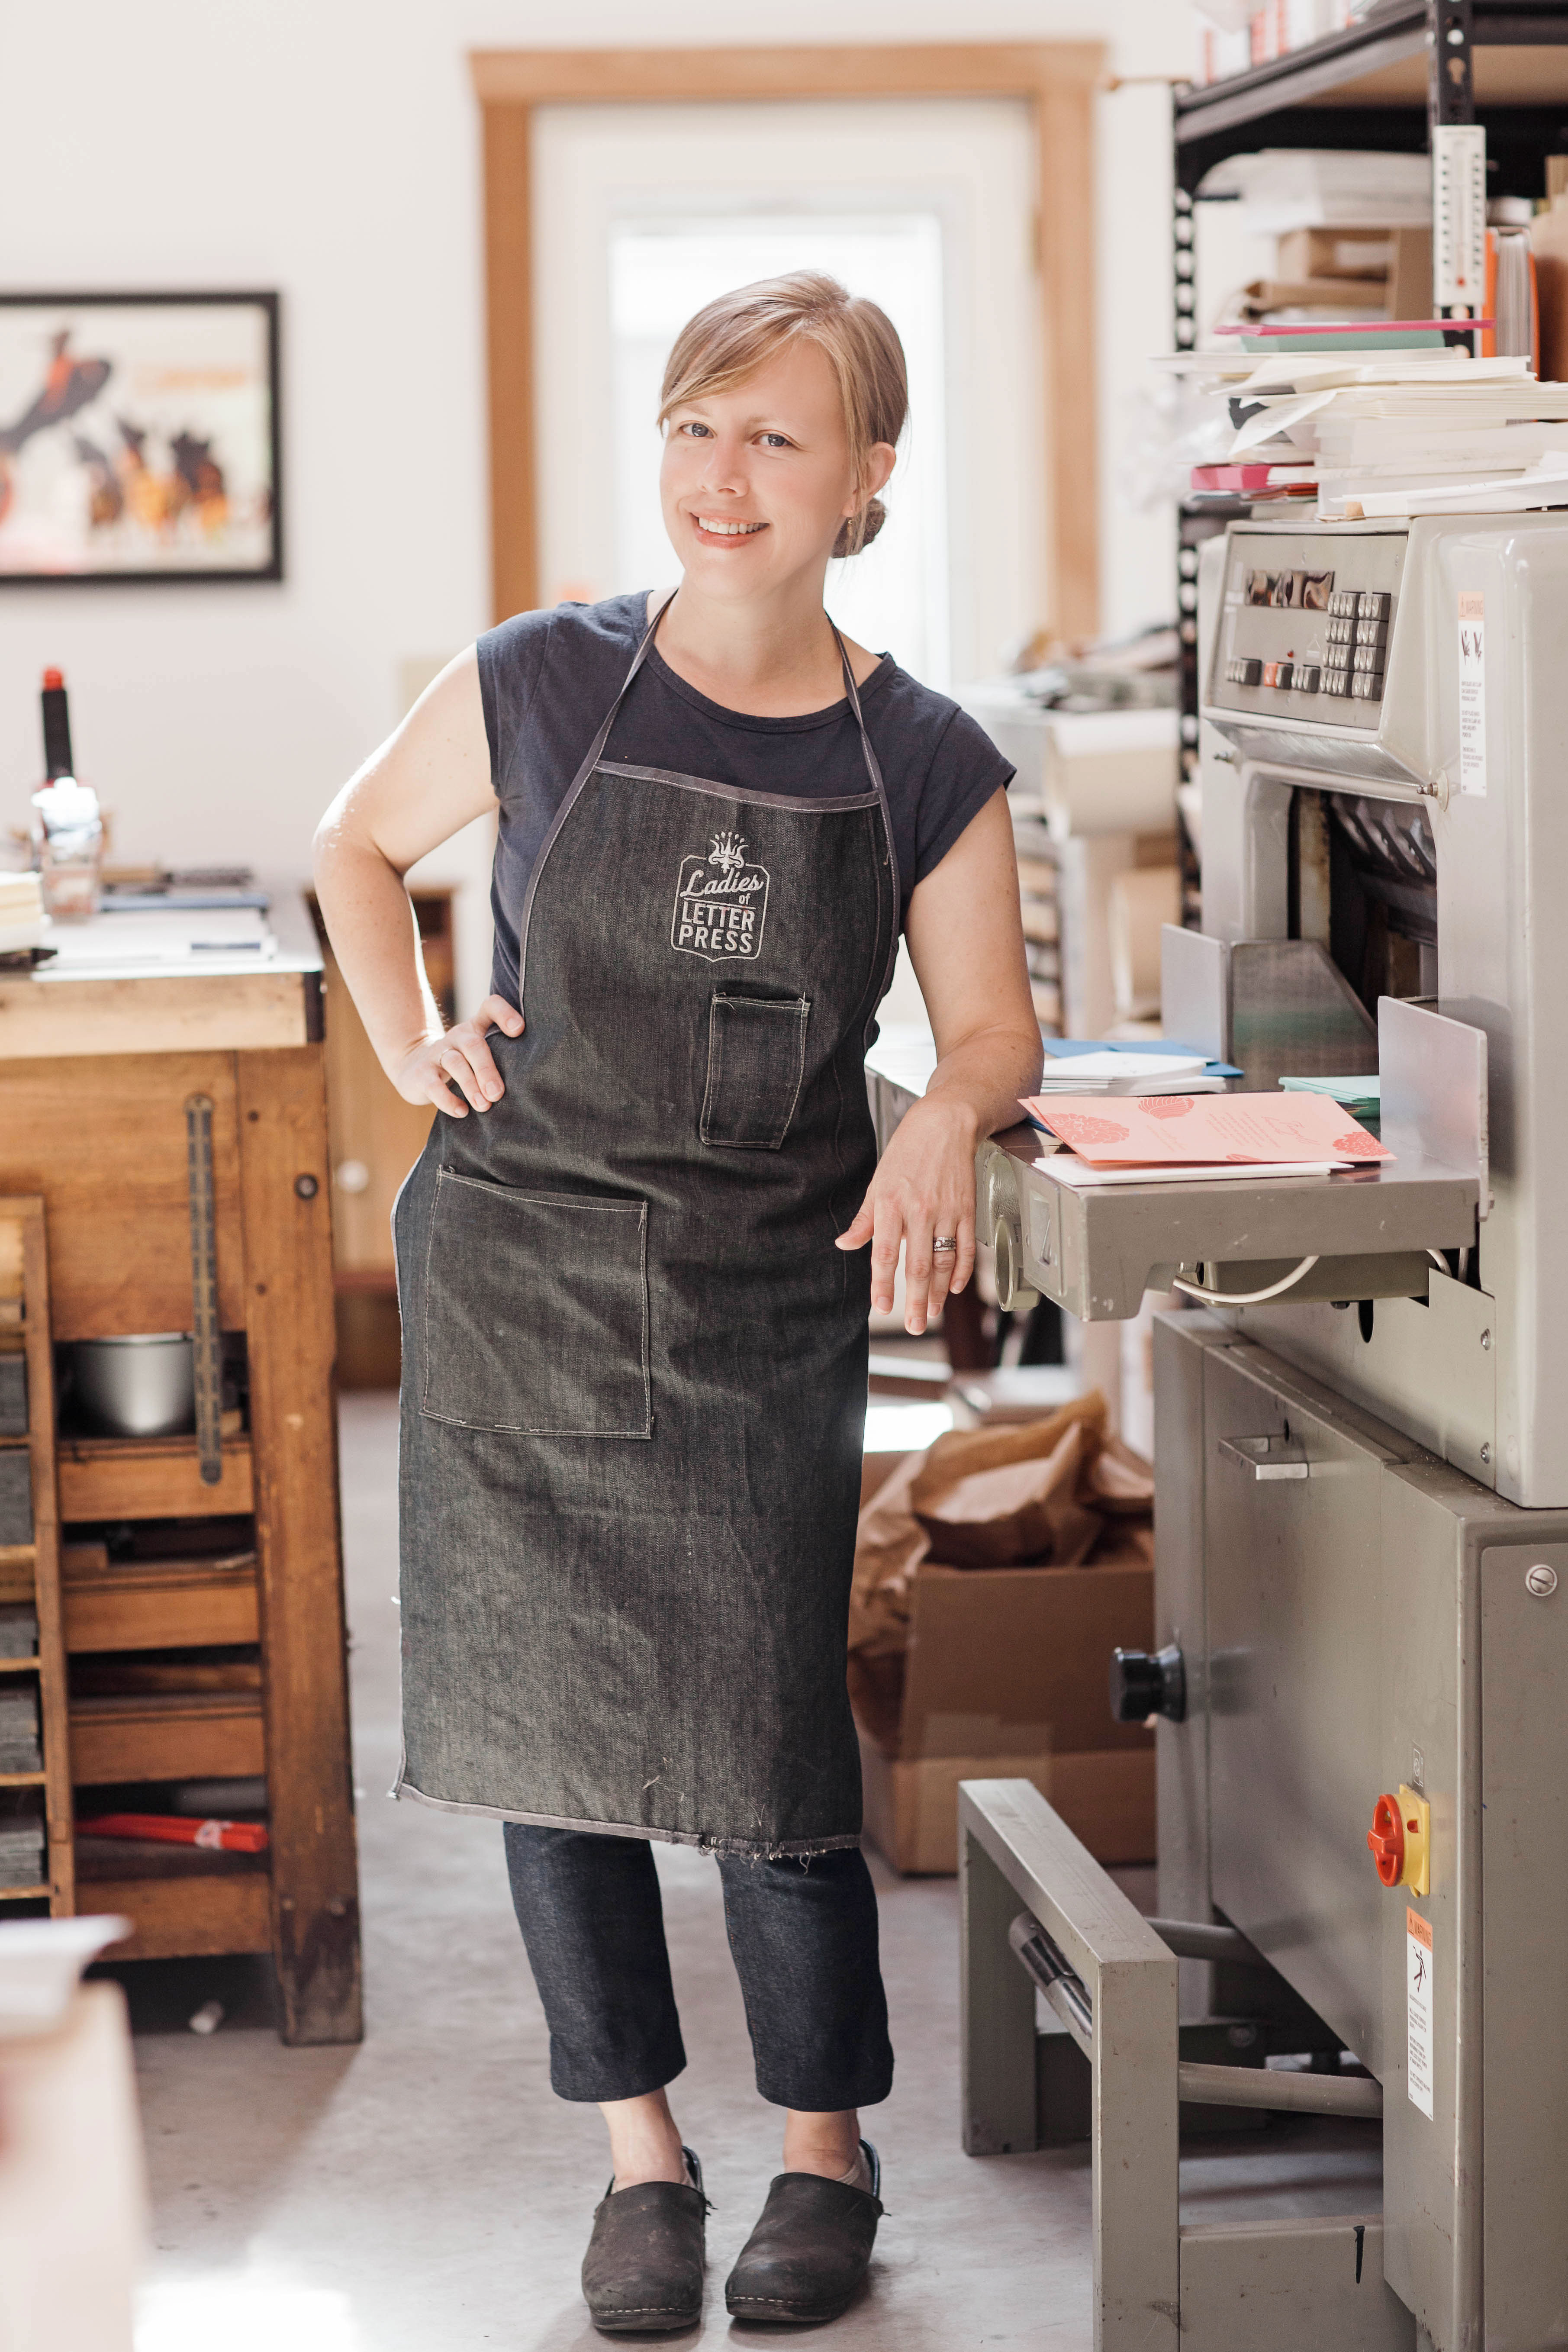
911;707;1015;891
476;609;554;799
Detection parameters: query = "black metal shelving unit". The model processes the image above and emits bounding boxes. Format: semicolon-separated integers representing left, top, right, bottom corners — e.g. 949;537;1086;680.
1167;0;1568;877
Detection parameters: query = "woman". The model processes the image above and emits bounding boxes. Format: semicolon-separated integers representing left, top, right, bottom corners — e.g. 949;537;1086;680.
314;273;1040;2332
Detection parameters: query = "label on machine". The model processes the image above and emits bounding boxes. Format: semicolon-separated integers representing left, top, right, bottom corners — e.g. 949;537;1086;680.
1458;591;1487;797
1407;1906;1435;2118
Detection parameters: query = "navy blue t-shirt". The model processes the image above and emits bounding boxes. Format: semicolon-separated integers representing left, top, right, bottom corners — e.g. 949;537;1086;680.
477;593;1014;1001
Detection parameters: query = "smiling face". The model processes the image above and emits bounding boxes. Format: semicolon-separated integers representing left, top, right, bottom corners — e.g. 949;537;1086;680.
659;338;894;606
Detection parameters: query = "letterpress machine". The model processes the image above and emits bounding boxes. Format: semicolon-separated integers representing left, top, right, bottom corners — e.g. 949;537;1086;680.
875;514;1568;2351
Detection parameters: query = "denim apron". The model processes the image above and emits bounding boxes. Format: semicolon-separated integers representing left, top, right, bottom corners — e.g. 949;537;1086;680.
393;598;899;1856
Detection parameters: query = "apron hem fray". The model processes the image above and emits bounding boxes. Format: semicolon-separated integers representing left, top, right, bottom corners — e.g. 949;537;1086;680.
395;1777;863;1860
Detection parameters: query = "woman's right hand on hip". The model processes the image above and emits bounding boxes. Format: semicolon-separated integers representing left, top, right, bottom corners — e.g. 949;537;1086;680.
394;994;524;1116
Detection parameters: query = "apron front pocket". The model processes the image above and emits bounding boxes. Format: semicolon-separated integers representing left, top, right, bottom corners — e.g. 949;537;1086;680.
700;990;811;1150
422;1172;651;1437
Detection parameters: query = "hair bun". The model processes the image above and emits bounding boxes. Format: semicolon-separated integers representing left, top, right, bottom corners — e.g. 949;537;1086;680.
834;498;887;561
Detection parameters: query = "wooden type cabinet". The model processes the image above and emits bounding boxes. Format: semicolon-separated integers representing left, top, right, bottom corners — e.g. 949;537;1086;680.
0;894;361;2044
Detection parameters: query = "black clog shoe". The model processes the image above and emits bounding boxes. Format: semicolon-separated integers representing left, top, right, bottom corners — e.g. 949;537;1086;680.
581;2146;708;2335
724;2141;883;2324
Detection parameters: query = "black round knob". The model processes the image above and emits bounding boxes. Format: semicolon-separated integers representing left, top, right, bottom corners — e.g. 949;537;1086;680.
1110;1643;1187;1725
294;1173;320;1199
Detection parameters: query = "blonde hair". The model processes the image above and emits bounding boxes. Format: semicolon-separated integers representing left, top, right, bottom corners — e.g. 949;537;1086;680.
658;271;907;558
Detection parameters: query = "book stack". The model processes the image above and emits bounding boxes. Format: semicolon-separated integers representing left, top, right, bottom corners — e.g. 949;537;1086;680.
0;1686;40;1773
1192;2;1357;88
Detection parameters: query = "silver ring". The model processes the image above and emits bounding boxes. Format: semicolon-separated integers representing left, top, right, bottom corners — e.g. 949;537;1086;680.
932;1236;957;1254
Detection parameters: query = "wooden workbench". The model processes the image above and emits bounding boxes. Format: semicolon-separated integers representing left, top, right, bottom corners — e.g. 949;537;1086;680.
0;889;361;2045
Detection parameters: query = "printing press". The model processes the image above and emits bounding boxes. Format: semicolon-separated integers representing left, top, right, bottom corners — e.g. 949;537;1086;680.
868;514;1568;2351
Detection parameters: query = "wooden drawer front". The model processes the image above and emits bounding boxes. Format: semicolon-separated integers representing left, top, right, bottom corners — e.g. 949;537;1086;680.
0;1054;247;1340
70;1692;265;1784
86;1869;270;1958
58;1438;253;1523
64;1565;259;1653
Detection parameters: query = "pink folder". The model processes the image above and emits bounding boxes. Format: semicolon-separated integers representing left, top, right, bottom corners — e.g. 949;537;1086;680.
1021;1089;1391;1169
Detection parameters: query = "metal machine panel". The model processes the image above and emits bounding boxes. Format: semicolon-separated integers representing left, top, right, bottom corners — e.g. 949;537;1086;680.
1153;1311;1236;2020
1203;1343;1411;2072
1374;1465;1482;2350
1246;1273;1497;1491
1480;1537;1568;2352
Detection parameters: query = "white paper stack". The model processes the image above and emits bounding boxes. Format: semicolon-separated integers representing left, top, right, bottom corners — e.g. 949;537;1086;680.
1033;1050;1225;1098
1158;348;1568;520
1197;149;1433;236
0;873;47;957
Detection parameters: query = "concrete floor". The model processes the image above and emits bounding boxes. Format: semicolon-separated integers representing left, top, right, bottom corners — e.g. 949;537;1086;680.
122;1394;1381;2351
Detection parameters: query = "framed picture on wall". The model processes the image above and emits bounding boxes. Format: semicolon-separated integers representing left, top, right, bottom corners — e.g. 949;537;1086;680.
0;291;281;583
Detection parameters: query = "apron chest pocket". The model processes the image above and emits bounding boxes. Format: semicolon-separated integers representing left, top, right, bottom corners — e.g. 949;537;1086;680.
700;991;811;1150
421;1172;651;1437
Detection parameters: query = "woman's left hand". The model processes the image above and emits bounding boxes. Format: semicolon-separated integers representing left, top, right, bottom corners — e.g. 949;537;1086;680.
835;1095;979;1335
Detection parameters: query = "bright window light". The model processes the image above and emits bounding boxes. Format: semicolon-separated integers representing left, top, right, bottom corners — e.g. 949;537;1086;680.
863;1401;953;1454
138;2280;363;2352
609;213;951;686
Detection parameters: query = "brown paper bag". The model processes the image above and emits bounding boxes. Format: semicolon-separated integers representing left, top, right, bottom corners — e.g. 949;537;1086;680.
847;1390;1110;1661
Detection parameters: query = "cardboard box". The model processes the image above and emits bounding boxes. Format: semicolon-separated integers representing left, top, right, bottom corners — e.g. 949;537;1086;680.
851;1553;1156;1876
858;1728;1154;1877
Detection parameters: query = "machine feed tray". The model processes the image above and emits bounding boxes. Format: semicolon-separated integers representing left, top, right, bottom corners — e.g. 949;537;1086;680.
981;1132;1478;1322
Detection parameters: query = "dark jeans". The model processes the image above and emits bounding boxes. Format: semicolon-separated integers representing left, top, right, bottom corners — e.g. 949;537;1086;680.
504;1824;894;2112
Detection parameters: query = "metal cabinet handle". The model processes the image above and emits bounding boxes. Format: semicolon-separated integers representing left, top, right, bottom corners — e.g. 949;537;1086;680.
1218;1434;1309;1481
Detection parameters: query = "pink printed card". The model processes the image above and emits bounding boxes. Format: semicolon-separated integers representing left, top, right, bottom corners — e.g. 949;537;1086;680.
1020;1089;1391;1169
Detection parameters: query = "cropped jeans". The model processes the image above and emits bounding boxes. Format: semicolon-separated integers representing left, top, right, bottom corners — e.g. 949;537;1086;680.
503;1823;894;2112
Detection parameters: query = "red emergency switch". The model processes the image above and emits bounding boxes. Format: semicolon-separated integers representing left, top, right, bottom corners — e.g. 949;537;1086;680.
1368;1793;1405;1886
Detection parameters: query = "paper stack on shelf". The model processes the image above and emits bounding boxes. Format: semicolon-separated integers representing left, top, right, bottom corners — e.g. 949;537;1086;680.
0;1806;45;1890
0;1686;40;1772
1165;346;1568;519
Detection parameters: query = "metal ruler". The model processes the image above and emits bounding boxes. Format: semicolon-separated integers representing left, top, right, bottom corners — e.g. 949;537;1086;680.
184;1095;224;1486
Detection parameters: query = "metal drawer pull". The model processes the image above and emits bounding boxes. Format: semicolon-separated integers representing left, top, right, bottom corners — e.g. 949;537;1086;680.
1219;1434;1309;1480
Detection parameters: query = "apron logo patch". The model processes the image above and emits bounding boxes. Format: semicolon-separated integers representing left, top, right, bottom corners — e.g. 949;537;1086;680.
671;831;770;961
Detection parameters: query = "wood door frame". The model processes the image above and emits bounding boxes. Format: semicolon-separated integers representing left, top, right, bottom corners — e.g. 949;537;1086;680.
471;42;1105;640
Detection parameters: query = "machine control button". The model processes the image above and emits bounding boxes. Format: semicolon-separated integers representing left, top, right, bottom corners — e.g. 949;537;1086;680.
1359;590;1391;619
1355;617;1389;649
1351;670;1384;698
1328;588;1359;618
1352;642;1384;670
1110;1643;1187;1725
1294;664;1322;691
1368;1784;1430;1894
1324;672;1352;697
1230;657;1262;686
1263;660;1294;688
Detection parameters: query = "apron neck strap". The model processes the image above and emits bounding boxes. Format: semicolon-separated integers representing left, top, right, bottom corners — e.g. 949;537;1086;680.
827;619;886;804
567;590;679;793
580;593;885;807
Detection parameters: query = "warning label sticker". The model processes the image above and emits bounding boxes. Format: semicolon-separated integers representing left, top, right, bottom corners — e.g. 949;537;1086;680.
1458;590;1486;797
1407;1905;1434;2118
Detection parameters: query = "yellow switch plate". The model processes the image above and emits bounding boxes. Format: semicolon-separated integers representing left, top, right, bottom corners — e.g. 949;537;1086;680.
1398;1782;1430;1898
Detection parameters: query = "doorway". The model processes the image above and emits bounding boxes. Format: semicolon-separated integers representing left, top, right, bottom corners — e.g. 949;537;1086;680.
533;98;1038;689
473;44;1104;651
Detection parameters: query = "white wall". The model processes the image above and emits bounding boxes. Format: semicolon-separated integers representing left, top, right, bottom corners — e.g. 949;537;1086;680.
0;0;1189;1011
